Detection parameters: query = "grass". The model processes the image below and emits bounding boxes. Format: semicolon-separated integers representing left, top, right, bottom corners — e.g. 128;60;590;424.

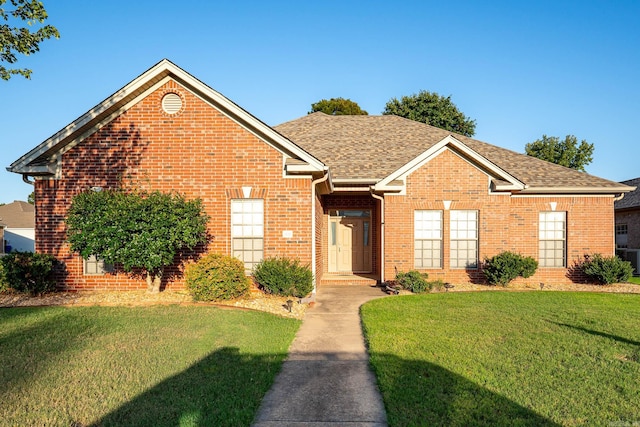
361;292;640;427
0;305;300;426
626;276;640;285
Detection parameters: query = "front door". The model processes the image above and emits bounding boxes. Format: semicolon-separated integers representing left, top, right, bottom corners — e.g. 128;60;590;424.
329;210;372;273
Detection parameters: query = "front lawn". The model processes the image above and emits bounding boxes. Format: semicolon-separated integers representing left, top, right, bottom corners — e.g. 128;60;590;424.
0;305;300;426
627;276;640;285
361;292;640;426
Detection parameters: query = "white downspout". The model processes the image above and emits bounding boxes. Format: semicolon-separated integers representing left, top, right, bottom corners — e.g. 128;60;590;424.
371;191;385;283
311;172;330;296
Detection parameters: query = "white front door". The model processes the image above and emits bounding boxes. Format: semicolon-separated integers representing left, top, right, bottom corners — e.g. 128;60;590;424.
329;211;371;273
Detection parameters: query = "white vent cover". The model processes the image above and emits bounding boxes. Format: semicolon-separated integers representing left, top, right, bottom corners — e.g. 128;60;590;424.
162;93;183;114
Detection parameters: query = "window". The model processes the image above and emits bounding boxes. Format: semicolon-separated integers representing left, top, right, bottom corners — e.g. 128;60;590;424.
539;211;566;267
231;199;264;271
83;255;113;275
450;210;478;269
616;224;628;249
415;210;443;268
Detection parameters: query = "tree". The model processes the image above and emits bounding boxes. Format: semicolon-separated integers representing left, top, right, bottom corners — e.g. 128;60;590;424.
1;0;59;80
66;189;209;293
525;134;594;172
27;191;34;204
383;90;476;136
309;97;368;115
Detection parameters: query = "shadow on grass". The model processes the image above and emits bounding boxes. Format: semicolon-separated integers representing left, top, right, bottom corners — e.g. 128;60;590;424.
0;307;94;399
91;347;284;427
549;321;640;347
371;353;561;427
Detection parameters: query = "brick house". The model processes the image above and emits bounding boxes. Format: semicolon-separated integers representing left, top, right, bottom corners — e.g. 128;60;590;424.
7;60;634;291
614;177;640;273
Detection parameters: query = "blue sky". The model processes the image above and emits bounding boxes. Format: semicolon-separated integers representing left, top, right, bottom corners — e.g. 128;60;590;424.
2;0;639;203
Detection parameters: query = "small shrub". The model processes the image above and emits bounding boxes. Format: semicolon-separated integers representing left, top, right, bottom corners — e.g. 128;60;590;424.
0;260;8;293
580;254;633;285
185;253;250;301
253;257;313;298
429;279;445;292
0;252;58;295
396;270;431;293
484;251;538;286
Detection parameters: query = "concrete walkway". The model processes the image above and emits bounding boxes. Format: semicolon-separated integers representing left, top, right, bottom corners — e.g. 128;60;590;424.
252;285;389;427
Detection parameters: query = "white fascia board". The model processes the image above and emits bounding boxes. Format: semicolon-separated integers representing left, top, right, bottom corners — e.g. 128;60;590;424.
374;135;525;192
515;186;635;195
10;59;325;175
9;60;172;173
161;62;326;172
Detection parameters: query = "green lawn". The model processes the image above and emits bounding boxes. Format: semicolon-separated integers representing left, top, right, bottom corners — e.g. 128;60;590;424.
0;305;300;426
627;276;640;285
361;292;640;427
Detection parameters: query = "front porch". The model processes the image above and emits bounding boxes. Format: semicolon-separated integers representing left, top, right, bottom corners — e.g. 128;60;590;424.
317;194;382;286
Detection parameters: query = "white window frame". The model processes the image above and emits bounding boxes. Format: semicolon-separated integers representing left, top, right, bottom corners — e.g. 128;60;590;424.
539;211;566;267
450;210;478;269
414;210;443;268
231;199;264;271
83;255;113;275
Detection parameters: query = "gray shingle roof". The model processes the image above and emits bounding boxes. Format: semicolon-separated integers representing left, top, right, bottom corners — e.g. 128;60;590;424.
615;178;640;209
275;113;630;192
0;201;35;228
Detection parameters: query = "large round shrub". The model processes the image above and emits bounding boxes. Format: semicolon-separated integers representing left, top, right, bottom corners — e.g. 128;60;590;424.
185;254;250;301
483;251;538;286
0;252;58;295
580;254;633;285
253;257;313;298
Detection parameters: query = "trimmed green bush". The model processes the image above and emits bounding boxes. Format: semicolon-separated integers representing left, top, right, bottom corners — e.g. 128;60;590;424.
580;253;633;285
0;252;58;295
483;251;538;286
0;260;8;293
253;257;313;298
396;270;431;293
185;253;250;301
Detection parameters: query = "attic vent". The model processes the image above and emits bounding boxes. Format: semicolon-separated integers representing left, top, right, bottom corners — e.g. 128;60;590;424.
162;93;183;114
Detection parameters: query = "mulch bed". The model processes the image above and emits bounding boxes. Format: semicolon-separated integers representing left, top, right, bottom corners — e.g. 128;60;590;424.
1;282;638;319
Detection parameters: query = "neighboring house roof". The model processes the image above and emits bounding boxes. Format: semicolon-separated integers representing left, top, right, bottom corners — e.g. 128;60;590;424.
0;201;35;228
615;178;640;210
275;113;632;194
7;59;326;178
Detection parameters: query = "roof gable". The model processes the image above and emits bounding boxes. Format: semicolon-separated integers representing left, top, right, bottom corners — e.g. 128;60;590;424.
8;59;326;177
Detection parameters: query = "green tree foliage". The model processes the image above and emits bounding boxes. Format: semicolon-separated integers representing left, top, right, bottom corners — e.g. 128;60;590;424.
1;0;60;80
66;190;209;293
27;191;34;204
309;97;368;115
525;134;594;172
383;90;476;136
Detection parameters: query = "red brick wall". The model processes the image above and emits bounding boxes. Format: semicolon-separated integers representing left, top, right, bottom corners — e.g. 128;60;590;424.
35;80;313;291
383;149;615;284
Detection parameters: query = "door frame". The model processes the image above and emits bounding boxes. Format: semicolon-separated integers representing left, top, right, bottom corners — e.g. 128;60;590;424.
328;209;372;273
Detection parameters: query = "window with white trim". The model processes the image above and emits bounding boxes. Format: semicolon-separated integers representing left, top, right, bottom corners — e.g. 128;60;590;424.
83;255;113;275
231;199;264;271
450;210;478;269
539;211;566;267
414;210;442;268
